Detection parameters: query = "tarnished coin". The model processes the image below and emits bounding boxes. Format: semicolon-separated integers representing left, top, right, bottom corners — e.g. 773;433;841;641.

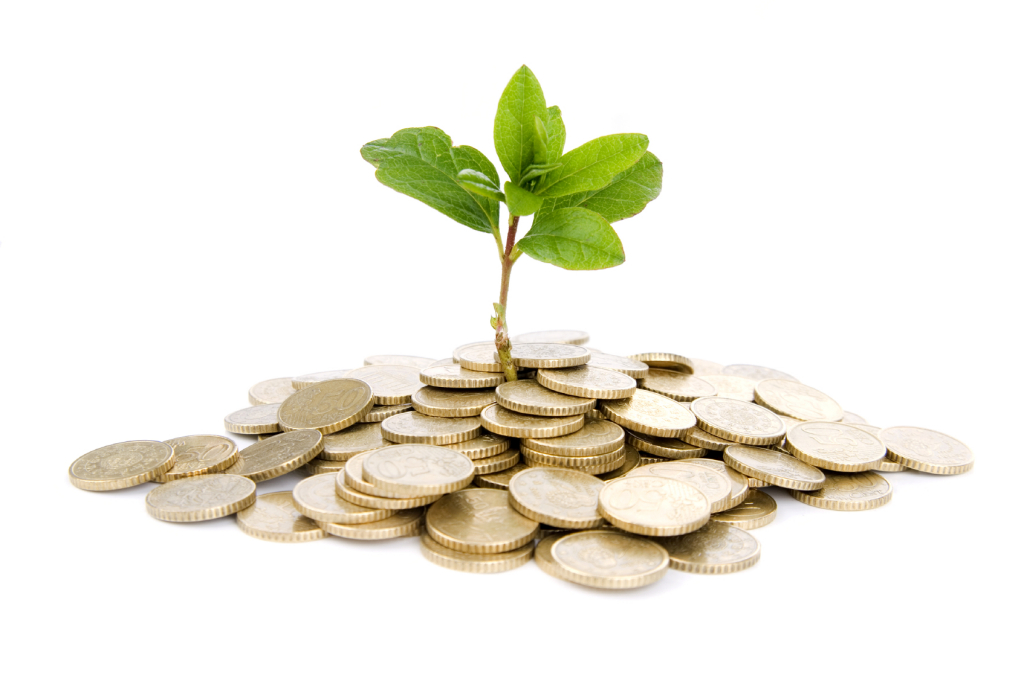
754;379;844;422
361;444;475;497
426;489;538;552
420;533;534;574
380;412;482;445
688;358;724;376
879;426;974;475
628;353;693;374
248;377;296;406
710;489;777;529
537;529;670;590
156;435;238;482
522;417;624;457
535;366;637;400
457;343;503;372
145;474;256;522
225;429;323;482
599;389;696;438
224;403;282;435
412;386;496;417
319;507;425;540
495;379;596;416
690;458;750;509
473;448;521;475
291;369;352;390
690;397;786;446
700;375;758;402
419;363;506;389
723;445;825;491
359;403;413;422
789;471;893;511
641;369;717;402
848;425;907;471
659;521;761;574
474;462;531;490
625;462;733;513
278;378;374;434
722;364;798;382
586;351;649;379
598;476;710;536
521;444;625;469
508;467;607;529
505;343;590;369
523;452;626;475
364;355;436;369
479;404;585;439
304;458;348;475
598;444;643;480
346;365;425;405
337;458;442;509
625;430;707;460
322;422;390;461
69;440;176;491
785;421;887;472
682;426;737;451
842;411;868;425
292;473;394;523
236;492;326;542
511;329;590;345
445;433;511;460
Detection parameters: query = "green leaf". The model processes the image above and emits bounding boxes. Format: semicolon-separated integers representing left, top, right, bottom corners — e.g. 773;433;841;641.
533;134;649;198
520;162;562;185
493;65;548;184
536;152;662;223
457;169;505;202
504;182;544;217
533;116;549;165
516;207;625;270
361;127;500;233
546;106;565;161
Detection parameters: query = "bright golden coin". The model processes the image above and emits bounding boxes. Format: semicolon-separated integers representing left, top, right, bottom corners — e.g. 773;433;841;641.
225;429;323;482
722;364;798;382
689;358;724;376
690;396;786;446
879;426;974;475
659;521;761;574
248;377;296;406
538;530;670;590
361;444;475;497
625;430;707;460
319;507;425;540
457;343;503;372
599;389;696;438
710;489;777;529
522;416;624;456
445;433;511;460
700;375;758;402
426;489;538;552
304;458;348;475
336;461;442;509
359;403;413;422
505;343;590;369
145;474;256;522
842;411;868;424
479;404;585;438
690;458;750;509
419;363;506;389
69;440;176;491
292;473;394;523
508;467;606;529
156;435;238;482
520;443;625;468
641;369;717;402
754;379;844;422
747;478;772;488
473;448;521;474
474;462;531;490
585;351;649;379
598;444;643;480
682;426;737;451
785;421;887;472
412;386;496;417
236;492;326;542
224;403;282;435
291;369;352;390
420;533;534;574
628;352;693;373
495;379;596;416
364;354;436;369
346;365;425;405
598;476;710;536
380;412;482;445
625;462;733;513
789;471;893;511
511;329;590;345
523;452;626;475
723;445;825;491
535;366;637;399
848;425;907;471
277;378;374;434
322;422;390;461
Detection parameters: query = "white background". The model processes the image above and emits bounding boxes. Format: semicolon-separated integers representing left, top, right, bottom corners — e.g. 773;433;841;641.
2;2;1021;682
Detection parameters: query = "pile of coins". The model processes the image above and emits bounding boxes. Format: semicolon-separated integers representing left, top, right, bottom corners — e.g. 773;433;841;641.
68;330;975;590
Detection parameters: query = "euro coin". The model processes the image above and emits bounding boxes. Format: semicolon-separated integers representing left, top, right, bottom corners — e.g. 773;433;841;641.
658;521;761;574
291;369;352;389
723;445;825;491
292;473;394;523
380;412;482;445
456;343;503;372
598;444;643;480
598;476;710;536
625;430;707;460
628;352;693;374
682;426;737;451
420;533;534;573
520;443;625;468
419;363;506;389
336;461;442;509
690;396;786;446
426;489;538;552
690;458;749;509
445;433;511;460
507;467;606;529
535;366;637;400
322;422;390;461
523;452;625;475
522;416;624;456
156;435;238;482
346;365;425;405
847;425;907;471
473;448;521;475
625;461;733;513
710;489;777;529
505;343;590;369
359;403;413;422
248;377;296;406
754;379;844;422
721;364;798;382
537;529;669;590
585;351;649;379
789;471;893;511
479;404;584;438
785;421;887;472
700;375;758;402
278;378;374;434
495;379;595;416
224;403;281;434
364;355;435;369
361;444;475;497
599;389;696;438
879;426;974;475
236;492;326;542
511;329;590;345
69;440;176;491
145;474;256;522
474;462;531;490
641;369;717;402
319;507;425;540
412;386;497;417
225;429;323;482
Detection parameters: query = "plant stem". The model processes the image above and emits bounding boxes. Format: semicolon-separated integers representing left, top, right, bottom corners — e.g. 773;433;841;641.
494;214;520;382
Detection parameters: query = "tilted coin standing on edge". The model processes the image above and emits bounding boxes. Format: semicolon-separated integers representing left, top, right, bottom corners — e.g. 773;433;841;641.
599;389;696;439
723;445;825;491
507;467;606;529
710;489;777;530
318;507;426;541
504;343;591;369
536;529;670;590
511;330;590;345
788;471;893;511
236;492;326;543
145;474;256;522
156;434;238;482
495;379;596;416
721;364;798;383
690;396;786;446
625;461;734;513
225;429;323;482
412;386;497;418
754;379;844;422
641;369;718;402
346;365;425;405
479;404;585;439
658;521;761;574
426;489;538;553
420;533;534;574
291;472;395;524
785;421;887;472
248;377;296;406
69;440;176;491
361;444;475;497
535;366;637;400
380;412;482;445
878;426;974;475
224;403;282;435
419;364;506;389
598;476;710;536
277;378;374;434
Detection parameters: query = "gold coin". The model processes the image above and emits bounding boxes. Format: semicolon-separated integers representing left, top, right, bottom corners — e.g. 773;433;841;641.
842;411;868;424
364;354;436;369
598;476;710;536
625;462;733;513
520;443;625;468
473;448;521;474
346;365;425;405
336;462;442;509
425;489;538;553
511;329;590;345
682;426;737;451
452;340;491;361
785;421;887;472
145;474;256;522
700;375;758;402
506;343;590;369
236;492;326;542
747;478;772;488
638;456;667;466
292;472;395;523
508;467;606;528
322;422;390;461
69;440;176;491
688;358;724;376
412;386;497;417
689;458;749;508
721;364;798;382
479;404;585;438
224;403;282;434
420;533;534;574
523;452;626;475
319;507;425;540
278;378;374;434
847;425;907;471
419;363;506;389
690;396;786;446
599;389;696;438
445;433;511;460
754;379;844;422
641;369;717;402
522;416;624;456
625;430;707;460
495;379;596;416
879;426;974;475
361;444;475;497
586;409;606;421
456;343;503;372
723;445;825;491
248;377;296;406
658;521;761;574
789;471;893;511
225;429;323;482
380;412;482;445
291;369;353;389
359;403;413;422
535;365;637;399
304;458;348;475
156;435;238;482
710;489;777;529
260;432;280;440
628;352;693;373
585;351;649;379
598;444;643;480
537;529;670;590
474;462;531;490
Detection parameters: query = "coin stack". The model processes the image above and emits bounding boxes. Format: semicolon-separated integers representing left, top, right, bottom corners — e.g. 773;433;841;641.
68;329;976;590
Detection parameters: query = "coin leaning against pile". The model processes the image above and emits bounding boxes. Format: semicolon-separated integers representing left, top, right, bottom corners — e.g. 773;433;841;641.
68;331;975;590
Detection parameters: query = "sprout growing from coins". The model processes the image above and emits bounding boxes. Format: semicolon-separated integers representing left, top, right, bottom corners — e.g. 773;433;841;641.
361;65;662;381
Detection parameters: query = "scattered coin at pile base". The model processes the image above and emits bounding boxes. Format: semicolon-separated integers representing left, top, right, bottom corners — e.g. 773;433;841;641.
472;448;520;474
537;530;670;590
641;369;718;402
361;444;475;497
426;489;538;553
691;396;786;446
659;521;761;574
445;433;511;460
520;443;625;469
359;403;413;422
322;422;390;461
682;426;737;451
522;416;624;456
508;467;606;529
848;425;907;471
419;363;506;389
700;375;759;402
625;430;707;460
628;352;693;374
248;378;296;406
456;343;504;372
475;462;530;489
380;412;482;445
346;365;425;405
479;404;585;438
536;366;637;399
319;507;425;540
789;471;893;511
842;411;868;424
336;460;442;509
292;473;395;523
225;430;323;482
420;533;534;574
724;445;825;491
236;492;326;543
145;474;256;522
598;476;710;536
785;421;887;472
224;404;282;434
277;378;374;434
585;351;649;379
722;364;798;382
599;389;696;438
495;379;595;416
69;441;176;491
754;379;844;422
690;458;750;508
879;426;975;475
710;489;777;529
626;462;733;513
511;330;590;345
364;355;436;369
156;435;238;482
412;386;496;417
598;444;643;479
291;369;352;389
505;343;590;369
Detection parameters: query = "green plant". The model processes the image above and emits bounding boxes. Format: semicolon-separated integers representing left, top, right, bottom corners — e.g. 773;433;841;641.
360;65;662;381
